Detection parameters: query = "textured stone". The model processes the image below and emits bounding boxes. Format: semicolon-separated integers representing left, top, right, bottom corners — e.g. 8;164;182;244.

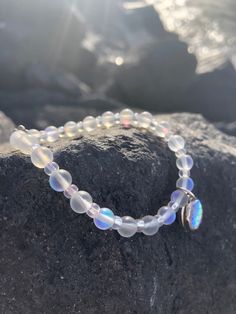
0;111;15;144
0;113;235;314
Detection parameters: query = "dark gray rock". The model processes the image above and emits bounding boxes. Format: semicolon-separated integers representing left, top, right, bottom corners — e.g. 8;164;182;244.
0;111;15;143
0;113;235;314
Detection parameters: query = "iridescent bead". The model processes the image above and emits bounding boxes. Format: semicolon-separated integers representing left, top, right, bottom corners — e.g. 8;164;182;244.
186;200;203;230
44;162;59;176
87;203;100;218
70;191;92;214
58;126;65;138
31;146;53;168
96;116;102;127
157;207;176;225
142;215;160;235
175;149;186;157
171;189;189;207
49;169;72;192
39;131;47;143
83;116;97;132
155;121;170;138
176;155;193;170
101;111;115;128
137;111;153;129
120;109;134;128
168;135;185;152
28;129;41;139
64;121;78;138
176;177;194;191
77;122;83;133
168;201;179;212
117;216;137;238
45;126;59;143
10;130;25;149
179;170;190;177
10;131;38;154
94;208;115;230
63;184;78;199
114;113;120;125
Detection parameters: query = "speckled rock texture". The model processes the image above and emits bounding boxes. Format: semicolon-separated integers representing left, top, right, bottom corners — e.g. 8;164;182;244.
0;113;235;314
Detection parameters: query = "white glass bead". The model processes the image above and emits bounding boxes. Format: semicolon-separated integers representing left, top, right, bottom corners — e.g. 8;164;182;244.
63;184;78;199
28;129;41;139
118;216;137;238
142;215;160;235
83;116;97;132
58;126;65;138
49;169;72;192
112;215;123;230
176;155;194;170
176;177;194;191
168;201;179;212
94;208;115;230
45;126;59;143
64;121;78;138
10;131;38;154
31;146;53;168
120;109;134;128
39;130;47;143
137;111;153;129
179;170;190;177
168;135;185;152
77;122;83;133
175;149;187;157
96;116;102;127
171;189;189;207
102;111;115;128
157;206;176;225
114;113;120;125
44;162;59;176
136;219;145;232
155;121;170;138
10;130;25;149
70;191;92;214
87;203;100;218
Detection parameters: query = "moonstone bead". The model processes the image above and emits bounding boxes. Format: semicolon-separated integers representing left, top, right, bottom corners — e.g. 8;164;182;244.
176;155;194;170
94;208;115;230
44;161;59;176
31;146;53;168
178;170;190;177
102;111;115;128
64;121;78;137
83;116;97;132
10;130;25;149
63;184;78;199
45;126;59;143
171;189;189;207
28;129;41;139
136;219;145;232
155;121;170;138
142;215;160;235
168;135;185;152
77;122;83;133
87;203;100;218
112;215;123;230
157;207;176;225
186;200;203;230
118;216;137;238
120;109;134;128
49;169;72;192
137;111;153;129
10;131;38;154
176;177;194;191
175;149;186;157
70;191;92;214
58;126;65;138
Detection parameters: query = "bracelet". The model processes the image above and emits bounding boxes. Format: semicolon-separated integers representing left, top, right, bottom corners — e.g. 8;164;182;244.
9;109;203;238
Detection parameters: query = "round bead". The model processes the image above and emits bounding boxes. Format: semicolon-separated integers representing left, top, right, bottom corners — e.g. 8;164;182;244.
137;111;153;129
168;135;185;152
175;149;187;157
10;131;38;154
63;184;78;199
157;207;176;225
155;121;170;138
101;111;115;128
83;116;97;132
179;170;190;177
136;219;145;232
70;191;92;214
49;169;72;192
77;122;83;133
176;177;194;191
31;146;53;168
64;121;78;138
87;203;100;218
28;129;41;139
142;215;160;235
120;109;134;128
117;216;137;238
44;162;59;176
58;126;65;138
10;130;25;149
176;155;194;170
45;126;59;143
168;201;179;212
96;116;102;127
171;189;189;208
114;113;120;125
94;208;115;230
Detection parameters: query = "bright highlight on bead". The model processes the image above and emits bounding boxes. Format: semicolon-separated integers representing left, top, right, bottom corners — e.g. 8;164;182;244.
70;191;92;214
94;208;115;230
186;200;203;230
120;109;134;128
118;216;137;238
176;177;194;191
102;111;115;128
168;135;185;152
31;146;53;168
49;169;72;192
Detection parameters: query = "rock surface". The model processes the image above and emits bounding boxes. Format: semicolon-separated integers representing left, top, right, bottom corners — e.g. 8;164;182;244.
0;113;235;314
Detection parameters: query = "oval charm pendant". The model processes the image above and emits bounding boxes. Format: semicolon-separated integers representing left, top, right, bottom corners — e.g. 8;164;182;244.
181;199;203;231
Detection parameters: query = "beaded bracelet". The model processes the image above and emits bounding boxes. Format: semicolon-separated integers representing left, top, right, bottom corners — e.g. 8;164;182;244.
10;109;203;238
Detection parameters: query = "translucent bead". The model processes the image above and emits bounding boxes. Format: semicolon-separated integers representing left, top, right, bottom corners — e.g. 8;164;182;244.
28;129;41;139
120;109;134;128
179;170;190;177
45;126;59;143
114;113;120;125
112;215;123;230
157;207;176;225
175;149;186;157
58;126;65;138
176;155;194;170
101;111;115;128
70;191;92;214
63;184;78;199
31;146;53;168
10;130;25;149
168;201;179;212
64;121;78;137
142;215;160;235
136;219;145;232
87;203;100;218
10;131;38;154
44;162;59;176
94;208;115;230
77;122;83;133
137;111;153;129
96;116;102;127
168;135;185;152
176;177;194;191
49;169;72;192
83;116;97;132
171;189;189;207
155;121;170;138
117;216;137;238
186;199;203;230
39;130;47;143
